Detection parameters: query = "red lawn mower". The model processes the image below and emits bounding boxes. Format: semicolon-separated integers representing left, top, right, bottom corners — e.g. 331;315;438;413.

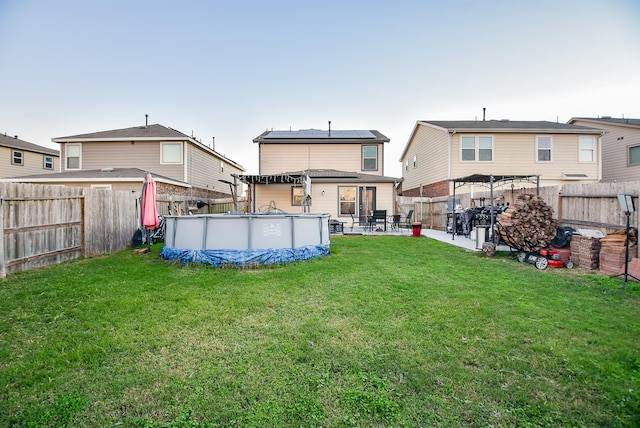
516;247;573;270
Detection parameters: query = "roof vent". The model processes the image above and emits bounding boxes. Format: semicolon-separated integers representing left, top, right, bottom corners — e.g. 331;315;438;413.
101;167;114;172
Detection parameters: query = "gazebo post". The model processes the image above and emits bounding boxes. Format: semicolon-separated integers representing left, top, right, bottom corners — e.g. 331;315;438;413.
490;174;495;243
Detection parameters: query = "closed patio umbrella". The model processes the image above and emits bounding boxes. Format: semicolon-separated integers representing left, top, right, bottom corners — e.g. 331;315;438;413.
141;172;159;251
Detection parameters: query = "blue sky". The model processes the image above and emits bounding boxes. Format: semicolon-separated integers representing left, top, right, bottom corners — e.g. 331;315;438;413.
1;0;639;176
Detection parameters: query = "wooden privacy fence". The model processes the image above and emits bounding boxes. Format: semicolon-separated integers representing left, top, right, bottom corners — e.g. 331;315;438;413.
400;180;639;256
0;183;250;277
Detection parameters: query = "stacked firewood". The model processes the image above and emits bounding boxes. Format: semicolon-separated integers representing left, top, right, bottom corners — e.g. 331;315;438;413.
497;194;558;252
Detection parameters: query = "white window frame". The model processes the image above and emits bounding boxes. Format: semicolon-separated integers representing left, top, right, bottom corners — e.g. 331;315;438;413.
628;145;640;166
578;136;595;163
460;135;493;162
405;159;409;171
536;136;553;162
161;142;183;164
413;154;417;168
362;145;378;171
91;184;112;190
338;186;356;216
66;143;81;170
12;150;23;166
43;155;54;170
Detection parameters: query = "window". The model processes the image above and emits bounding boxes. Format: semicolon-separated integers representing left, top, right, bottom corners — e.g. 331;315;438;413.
220;161;224;173
66;144;81;169
536;136;552;162
413;154;417;168
579;136;595;162
12;150;23;166
405;159;409;171
161;142;183;164
629;145;640;166
91;184;112;190
339;186;356;215
362;145;377;171
43;156;53;170
291;186;304;206
461;135;493;161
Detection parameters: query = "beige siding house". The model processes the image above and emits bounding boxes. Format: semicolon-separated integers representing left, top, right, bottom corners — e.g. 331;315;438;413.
568;117;640;183
0;133;59;178
241;129;400;224
400;120;604;197
7;123;245;198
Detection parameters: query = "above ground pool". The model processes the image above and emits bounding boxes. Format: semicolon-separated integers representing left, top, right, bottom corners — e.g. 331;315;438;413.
160;213;331;267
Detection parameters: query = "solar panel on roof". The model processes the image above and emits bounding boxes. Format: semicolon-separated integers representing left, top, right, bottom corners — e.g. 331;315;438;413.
264;130;375;139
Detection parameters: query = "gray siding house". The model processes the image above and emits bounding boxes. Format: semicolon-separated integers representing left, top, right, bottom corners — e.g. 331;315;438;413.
568;117;640;183
0;133;59;178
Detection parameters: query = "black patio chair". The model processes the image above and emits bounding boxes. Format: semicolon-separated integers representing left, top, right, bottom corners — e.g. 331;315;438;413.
402;209;414;229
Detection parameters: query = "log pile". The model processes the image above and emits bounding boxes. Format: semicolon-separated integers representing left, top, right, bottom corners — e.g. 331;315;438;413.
497;194;558;252
570;235;602;270
599;229;638;275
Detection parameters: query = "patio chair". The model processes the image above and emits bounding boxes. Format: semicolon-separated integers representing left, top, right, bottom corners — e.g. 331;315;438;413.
402;209;414;229
389;214;401;232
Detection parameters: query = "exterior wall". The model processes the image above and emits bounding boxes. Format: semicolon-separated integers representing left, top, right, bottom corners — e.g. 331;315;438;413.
259;143;384;175
402;180;449;198
254;180;396;221
450;132;600;186
186;144;244;195
400;124;449;193
61;140;242;195
0;146;59;178
570;119;640;182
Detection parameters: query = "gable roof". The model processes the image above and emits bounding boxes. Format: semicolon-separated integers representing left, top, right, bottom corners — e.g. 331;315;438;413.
52;124;193;142
52;123;245;171
568;117;640;129
420;120;601;133
2;167;190;187
253;129;390;144
0;133;59;156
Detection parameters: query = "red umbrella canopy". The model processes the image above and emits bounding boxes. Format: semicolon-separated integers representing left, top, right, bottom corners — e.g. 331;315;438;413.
141;172;159;229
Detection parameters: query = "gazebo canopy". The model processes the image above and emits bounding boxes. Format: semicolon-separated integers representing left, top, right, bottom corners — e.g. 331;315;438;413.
448;174;540;242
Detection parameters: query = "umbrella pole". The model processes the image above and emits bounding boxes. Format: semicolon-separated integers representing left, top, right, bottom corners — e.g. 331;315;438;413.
147;228;151;252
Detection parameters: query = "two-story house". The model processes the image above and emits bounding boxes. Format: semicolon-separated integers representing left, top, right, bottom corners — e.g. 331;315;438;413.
399;120;604;197
240;128;399;223
7;122;245;199
568;117;640;183
0;133;59;178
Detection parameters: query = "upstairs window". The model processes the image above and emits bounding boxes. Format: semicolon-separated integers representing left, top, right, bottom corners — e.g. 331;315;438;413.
362;145;377;171
405;159;409;171
536;136;552;162
12;150;23;166
161;142;183;164
629;145;640;166
413;154;417;168
66;144;81;169
461;136;493;161
579;136;595;162
44;155;54;170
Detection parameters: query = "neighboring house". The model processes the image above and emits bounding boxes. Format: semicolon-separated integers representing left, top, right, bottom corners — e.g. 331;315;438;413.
0;133;59;178
41;123;245;198
399;120;604;197
241;128;399;222
6;167;190;193
568;117;640;183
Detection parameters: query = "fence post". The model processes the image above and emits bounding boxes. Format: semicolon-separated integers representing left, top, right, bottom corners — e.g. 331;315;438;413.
0;183;5;279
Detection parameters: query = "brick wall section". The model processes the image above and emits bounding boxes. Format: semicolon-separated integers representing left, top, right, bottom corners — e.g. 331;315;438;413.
401;180;449;197
155;183;229;200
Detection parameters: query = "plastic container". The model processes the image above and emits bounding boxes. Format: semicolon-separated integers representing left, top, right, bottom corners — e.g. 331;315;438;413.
411;222;422;237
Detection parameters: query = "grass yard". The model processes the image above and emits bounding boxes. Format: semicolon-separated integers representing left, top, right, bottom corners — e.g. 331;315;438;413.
1;235;639;427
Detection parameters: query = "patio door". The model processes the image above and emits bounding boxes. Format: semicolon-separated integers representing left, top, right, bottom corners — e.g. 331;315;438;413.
358;186;376;222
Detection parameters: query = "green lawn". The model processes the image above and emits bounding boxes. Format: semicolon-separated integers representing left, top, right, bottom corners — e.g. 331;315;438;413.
1;235;638;427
